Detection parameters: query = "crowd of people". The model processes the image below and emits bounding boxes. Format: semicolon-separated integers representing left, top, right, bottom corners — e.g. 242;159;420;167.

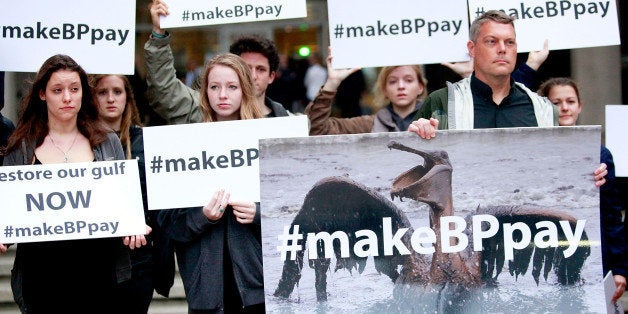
0;2;626;313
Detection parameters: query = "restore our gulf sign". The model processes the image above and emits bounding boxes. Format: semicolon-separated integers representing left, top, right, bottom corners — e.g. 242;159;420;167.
0;160;146;243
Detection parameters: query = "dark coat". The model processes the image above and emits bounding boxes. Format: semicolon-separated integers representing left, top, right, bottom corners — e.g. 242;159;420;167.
0;114;15;165
3;133;131;313
600;146;627;278
125;125;175;298
158;203;264;311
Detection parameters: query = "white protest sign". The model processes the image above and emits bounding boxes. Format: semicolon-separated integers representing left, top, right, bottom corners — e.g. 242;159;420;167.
604;271;625;314
467;0;620;52
0;160;146;243
327;0;469;69
605;105;628;177
0;0;135;74
142;115;309;210
160;0;307;29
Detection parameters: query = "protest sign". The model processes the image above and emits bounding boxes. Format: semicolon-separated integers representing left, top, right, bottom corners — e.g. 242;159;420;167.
260;127;605;313
159;0;307;29
605;105;628;177
604;271;625;314
0;160;145;243
0;0;135;74
467;0;620;52
142;115;308;210
327;0;469;68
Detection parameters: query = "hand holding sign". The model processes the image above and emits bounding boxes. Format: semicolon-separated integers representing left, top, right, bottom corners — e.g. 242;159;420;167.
231;201;256;225
611;274;626;303
525;39;549;71
441;40;550;79
441;59;473;78
150;0;170;35
324;47;361;90
203;189;231;221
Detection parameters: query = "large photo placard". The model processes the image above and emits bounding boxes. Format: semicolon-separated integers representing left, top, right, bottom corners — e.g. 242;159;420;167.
159;0;307;29
0;0;136;74
327;0;470;68
142;116;308;210
467;0;620;52
0;160;146;243
259;127;605;313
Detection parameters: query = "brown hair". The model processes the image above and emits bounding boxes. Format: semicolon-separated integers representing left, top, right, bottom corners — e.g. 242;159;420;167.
373;65;428;107
199;53;263;122
469;10;516;42
537;77;582;103
90;74;142;159
229;35;280;73
7;54;109;155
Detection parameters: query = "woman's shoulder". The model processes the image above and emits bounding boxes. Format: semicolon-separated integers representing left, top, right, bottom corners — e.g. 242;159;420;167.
129;124;143;137
104;131;120;142
96;131;125;160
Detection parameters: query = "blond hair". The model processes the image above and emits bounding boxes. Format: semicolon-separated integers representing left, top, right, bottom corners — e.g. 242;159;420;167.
373;65;428;107
199;53;264;121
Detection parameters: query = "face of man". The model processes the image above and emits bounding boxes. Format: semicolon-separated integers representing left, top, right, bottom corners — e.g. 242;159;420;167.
239;52;276;99
468;21;517;83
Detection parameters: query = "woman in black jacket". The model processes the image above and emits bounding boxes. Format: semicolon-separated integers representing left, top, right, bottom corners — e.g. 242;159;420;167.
157;53;266;314
2;54;131;314
92;74;175;313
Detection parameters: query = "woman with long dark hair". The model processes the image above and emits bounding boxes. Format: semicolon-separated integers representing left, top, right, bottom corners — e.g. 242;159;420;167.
2;55;132;313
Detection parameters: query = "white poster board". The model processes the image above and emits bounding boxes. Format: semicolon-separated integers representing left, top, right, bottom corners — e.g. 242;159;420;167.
0;160;146;243
0;0;135;74
604;271;625;314
327;0;470;68
159;0;307;29
605;105;628;177
467;0;620;52
142;116;309;210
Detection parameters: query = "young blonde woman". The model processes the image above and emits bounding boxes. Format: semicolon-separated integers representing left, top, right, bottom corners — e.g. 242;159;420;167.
157;53;266;313
306;49;428;135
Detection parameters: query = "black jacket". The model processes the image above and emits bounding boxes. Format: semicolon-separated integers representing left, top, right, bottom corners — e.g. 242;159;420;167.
127;125;175;297
158;203;264;311
600;146;627;278
0;114;15;165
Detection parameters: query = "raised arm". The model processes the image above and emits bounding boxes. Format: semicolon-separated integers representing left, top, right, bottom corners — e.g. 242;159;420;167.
144;0;202;124
304;48;374;135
